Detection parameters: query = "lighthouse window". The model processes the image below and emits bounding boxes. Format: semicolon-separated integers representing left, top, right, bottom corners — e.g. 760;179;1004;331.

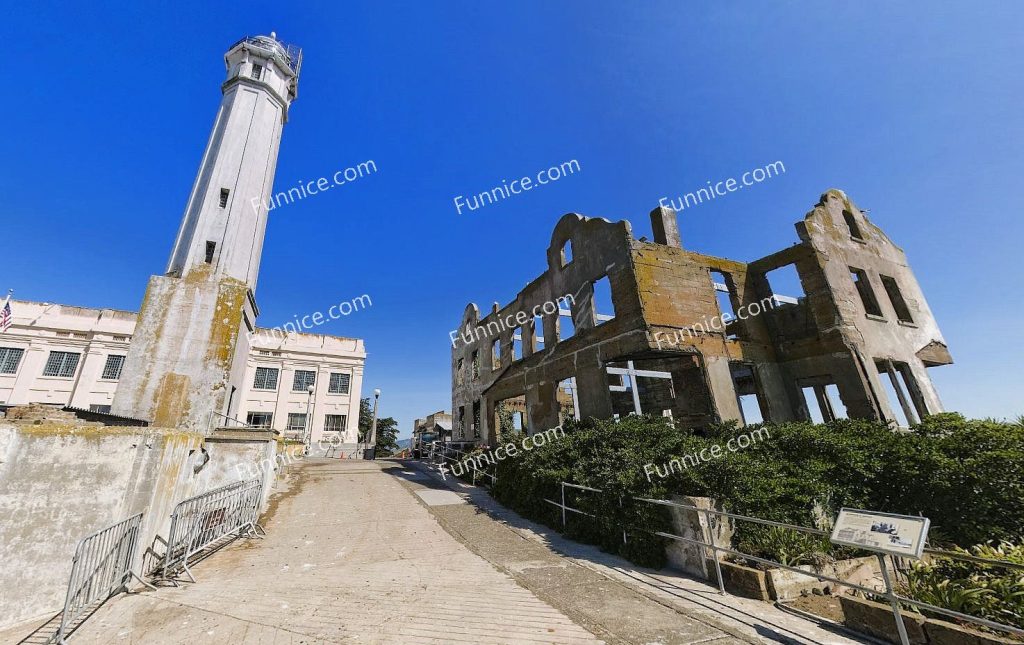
205;241;216;264
251;64;263;80
219;188;230;208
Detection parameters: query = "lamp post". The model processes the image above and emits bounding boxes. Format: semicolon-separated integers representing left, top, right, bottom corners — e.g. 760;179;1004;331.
364;388;381;460
304;384;314;456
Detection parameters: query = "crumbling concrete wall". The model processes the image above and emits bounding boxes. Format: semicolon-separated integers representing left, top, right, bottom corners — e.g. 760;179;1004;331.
0;418;278;630
452;189;952;444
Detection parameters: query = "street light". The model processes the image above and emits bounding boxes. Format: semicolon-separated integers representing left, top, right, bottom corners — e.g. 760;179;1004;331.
304;384;314;456
364;388;381;460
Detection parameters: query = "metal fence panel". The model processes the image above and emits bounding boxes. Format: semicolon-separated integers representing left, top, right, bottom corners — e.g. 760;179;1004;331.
161;478;264;582
51;513;147;643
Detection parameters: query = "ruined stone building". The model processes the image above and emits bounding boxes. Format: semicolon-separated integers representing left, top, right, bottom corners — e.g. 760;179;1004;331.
451;189;952;445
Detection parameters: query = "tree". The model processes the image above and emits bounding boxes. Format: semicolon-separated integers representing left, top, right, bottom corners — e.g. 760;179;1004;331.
357;397;399;457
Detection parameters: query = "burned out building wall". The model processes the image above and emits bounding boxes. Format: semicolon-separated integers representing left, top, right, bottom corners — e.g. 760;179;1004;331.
451;189;952;446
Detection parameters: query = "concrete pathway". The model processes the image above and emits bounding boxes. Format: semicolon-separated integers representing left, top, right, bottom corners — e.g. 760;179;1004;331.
50;460;606;644
401;459;871;645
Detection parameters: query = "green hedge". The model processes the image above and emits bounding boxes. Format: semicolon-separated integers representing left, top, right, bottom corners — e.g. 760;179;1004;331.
488;413;1024;568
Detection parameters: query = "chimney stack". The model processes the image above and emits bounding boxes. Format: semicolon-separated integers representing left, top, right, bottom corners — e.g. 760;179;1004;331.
650;206;682;248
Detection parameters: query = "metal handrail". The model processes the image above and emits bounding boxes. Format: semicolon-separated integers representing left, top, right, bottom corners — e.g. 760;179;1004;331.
428;442;498;483
207;411;255;433
159;479;264;583
544;481;1024;643
49;513;153;643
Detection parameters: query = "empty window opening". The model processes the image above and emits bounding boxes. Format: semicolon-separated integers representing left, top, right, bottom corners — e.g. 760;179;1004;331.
710;270;740;339
471;350;480;380
557;377;580;422
875;359;925;427
472;400;481;439
89;404;112;414
801;387;826;424
512;327;523;360
205;241;216;264
558;309;575;340
458;406;466;439
219;188;230;208
593;275;616;324
880;275;914;323
496;396;527;438
251;63;263;80
560;239;573;267
491;338;501;370
608;359;675;417
842;210;864;240
850;268;883;317
456;358;464;385
764;264;804;306
533;315;545;351
738;395;763;424
799;381;846;423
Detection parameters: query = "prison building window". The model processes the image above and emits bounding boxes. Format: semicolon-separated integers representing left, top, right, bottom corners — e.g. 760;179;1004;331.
42;351;80;378
456;358;464;385
472;400;481;438
880;275;914;323
458;406;466;438
292;369;316;392
328;372;351;394
0;347;25;375
876;359;926;427
101;354;126;380
710;270;740;338
561;239;573;267
253;367;279;391
593;275;616;324
533;314;545;351
512;327;523;360
324;414;347;432
850;268;884;317
471;350;480;380
219;188;230;208
89;404;112;413
843;210;864;240
763;263;804;306
492;338;501;370
251;63;263;80
205;241;216;264
246;412;273;428
800;383;848;423
287;413;307;432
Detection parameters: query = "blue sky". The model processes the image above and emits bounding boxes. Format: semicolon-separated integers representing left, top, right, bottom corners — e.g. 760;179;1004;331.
2;1;1022;436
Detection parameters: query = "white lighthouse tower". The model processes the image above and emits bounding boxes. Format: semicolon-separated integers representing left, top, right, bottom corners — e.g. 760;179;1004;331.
112;34;301;430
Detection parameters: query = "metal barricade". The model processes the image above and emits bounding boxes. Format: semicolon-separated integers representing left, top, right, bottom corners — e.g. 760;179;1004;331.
544;481;1024;645
49;513;151;644
159;479;264;583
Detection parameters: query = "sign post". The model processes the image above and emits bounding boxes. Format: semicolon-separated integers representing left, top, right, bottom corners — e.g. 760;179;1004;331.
830;509;931;645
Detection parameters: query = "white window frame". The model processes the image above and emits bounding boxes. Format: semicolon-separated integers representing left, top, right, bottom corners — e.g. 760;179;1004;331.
253;366;280;391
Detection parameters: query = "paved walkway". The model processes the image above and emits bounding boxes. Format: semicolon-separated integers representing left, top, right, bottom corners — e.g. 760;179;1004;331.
53;460;606;644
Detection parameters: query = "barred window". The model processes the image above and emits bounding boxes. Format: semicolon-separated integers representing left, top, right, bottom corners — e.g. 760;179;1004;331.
328;372;350;394
287;413;307;431
253;367;279;391
324;414;347;432
246;412;273;428
292;370;316;392
101;355;125;380
42;351;80;378
89;404;112;413
0;347;25;375
251;63;263;80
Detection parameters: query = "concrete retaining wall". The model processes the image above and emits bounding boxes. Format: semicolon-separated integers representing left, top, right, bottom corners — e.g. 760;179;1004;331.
0;421;278;629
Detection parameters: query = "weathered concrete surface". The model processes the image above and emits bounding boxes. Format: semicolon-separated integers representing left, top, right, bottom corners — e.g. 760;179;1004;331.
0;417;281;630
37;459;604;644
407;460;871;645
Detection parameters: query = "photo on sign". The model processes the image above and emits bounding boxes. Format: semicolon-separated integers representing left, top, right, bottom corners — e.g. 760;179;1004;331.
830;508;930;559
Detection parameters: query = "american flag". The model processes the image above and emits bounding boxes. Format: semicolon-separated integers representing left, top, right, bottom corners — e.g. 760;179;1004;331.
0;300;11;333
